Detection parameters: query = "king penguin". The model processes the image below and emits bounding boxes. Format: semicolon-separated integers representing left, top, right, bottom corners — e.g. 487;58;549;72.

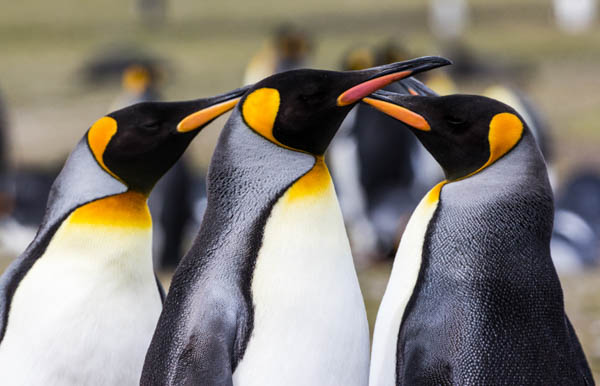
362;91;594;385
140;56;451;385
0;86;248;385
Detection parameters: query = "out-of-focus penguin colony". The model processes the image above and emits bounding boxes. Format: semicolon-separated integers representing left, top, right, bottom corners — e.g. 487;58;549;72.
0;0;599;382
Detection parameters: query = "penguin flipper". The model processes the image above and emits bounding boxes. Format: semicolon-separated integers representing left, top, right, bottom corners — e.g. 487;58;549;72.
141;285;241;386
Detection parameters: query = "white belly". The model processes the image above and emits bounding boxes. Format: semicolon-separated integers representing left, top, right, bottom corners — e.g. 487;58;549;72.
369;182;444;386
0;219;162;385
233;166;370;386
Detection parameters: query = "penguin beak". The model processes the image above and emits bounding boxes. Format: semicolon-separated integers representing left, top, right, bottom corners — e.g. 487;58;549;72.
362;90;432;132
177;86;252;133
336;56;450;107
395;77;439;97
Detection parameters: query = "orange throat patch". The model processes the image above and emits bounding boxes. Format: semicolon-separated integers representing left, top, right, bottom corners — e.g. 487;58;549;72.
425;181;447;206
286;157;332;203
68;191;151;228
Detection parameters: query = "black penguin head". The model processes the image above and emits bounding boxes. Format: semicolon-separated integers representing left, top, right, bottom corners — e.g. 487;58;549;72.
238;56;451;155
363;92;526;181
87;86;249;194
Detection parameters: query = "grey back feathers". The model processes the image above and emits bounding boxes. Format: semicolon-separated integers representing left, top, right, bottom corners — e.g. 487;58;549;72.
0;138;126;341
141;111;314;384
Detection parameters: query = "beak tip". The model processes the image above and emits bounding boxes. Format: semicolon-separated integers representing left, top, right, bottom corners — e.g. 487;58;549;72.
439;56;453;65
423;55;453;69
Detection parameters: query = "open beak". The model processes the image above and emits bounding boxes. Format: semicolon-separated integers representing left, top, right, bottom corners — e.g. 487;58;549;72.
177;85;252;133
396;77;439;97
362;90;432;132
336;56;450;106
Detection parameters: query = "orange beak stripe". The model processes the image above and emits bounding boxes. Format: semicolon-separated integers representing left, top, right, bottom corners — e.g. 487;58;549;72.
177;98;241;133
337;71;412;106
362;97;430;131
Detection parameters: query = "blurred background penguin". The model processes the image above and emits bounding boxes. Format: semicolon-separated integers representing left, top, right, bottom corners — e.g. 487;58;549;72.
243;23;313;85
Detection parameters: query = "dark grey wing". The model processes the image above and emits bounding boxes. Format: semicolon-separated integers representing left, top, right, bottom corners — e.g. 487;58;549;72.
0;137;126;342
140;276;245;386
172;291;238;386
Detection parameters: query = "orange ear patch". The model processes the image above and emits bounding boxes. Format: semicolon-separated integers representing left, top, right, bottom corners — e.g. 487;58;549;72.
461;112;523;180
486;112;523;167
458;113;523;180
242;88;281;144
88;116;121;182
69;191;151;228
177;98;240;133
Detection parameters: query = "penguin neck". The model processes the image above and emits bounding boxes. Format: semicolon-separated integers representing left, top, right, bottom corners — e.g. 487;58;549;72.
51;191;153;262
68;191;151;228
445;131;551;200
257;156;349;265
283;156;331;203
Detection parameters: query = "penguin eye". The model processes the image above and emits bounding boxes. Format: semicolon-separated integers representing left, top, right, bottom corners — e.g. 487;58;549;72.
139;121;159;133
298;93;320;106
299;94;311;103
446;116;466;127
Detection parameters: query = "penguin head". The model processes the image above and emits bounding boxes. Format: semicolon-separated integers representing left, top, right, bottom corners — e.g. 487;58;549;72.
363;92;526;181
239;56;451;155
87;86;249;194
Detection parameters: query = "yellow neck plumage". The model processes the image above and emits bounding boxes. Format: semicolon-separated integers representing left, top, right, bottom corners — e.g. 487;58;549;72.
68;191;151;229
286;157;332;203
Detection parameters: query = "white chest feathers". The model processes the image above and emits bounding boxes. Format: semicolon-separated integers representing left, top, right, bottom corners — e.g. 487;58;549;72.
233;160;370;386
0;192;163;385
369;182;445;386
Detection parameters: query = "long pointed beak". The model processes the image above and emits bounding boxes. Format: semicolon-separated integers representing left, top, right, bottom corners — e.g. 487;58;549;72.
336;56;450;106
177;85;252;133
362;90;431;132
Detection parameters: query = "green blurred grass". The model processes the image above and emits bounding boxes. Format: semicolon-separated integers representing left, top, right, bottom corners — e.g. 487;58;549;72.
1;0;599;380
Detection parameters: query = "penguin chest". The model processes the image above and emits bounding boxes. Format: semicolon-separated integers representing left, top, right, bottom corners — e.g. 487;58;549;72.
0;193;163;385
233;163;370;386
369;182;444;386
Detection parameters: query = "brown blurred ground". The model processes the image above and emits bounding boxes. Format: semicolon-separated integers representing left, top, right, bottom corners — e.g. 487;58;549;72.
0;0;599;380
